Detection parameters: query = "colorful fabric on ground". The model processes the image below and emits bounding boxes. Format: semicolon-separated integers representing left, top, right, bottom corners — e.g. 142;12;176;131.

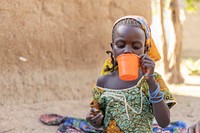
40;114;188;133
57;117;97;133
153;121;188;133
40;114;102;133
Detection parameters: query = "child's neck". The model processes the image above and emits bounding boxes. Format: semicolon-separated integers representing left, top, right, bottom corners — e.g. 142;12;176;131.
103;70;143;90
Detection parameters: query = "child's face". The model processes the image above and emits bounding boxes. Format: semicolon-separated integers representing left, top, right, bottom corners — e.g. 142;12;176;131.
112;25;146;58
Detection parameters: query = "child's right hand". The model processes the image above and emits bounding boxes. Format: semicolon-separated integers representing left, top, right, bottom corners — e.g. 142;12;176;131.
86;108;104;128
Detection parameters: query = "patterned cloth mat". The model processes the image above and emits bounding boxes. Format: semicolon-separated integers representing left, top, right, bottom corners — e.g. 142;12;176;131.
39;114;188;133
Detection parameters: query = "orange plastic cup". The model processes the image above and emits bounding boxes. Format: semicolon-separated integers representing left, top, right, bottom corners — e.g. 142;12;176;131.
116;54;139;81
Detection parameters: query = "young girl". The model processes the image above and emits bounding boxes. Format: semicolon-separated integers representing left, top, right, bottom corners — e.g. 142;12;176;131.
86;15;176;132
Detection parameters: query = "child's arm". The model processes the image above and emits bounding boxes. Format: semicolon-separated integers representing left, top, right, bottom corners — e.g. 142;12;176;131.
146;77;170;128
139;54;170;128
86;77;106;128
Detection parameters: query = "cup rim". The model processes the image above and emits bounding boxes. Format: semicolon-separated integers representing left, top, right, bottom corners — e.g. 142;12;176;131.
116;53;138;61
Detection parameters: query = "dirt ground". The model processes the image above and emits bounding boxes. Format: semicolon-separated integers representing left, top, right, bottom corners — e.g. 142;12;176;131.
0;73;200;133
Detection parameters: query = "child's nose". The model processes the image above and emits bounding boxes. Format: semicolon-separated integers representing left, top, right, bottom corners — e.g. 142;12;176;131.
124;45;133;54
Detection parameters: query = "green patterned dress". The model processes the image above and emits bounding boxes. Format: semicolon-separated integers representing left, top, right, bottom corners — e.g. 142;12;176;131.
90;72;176;133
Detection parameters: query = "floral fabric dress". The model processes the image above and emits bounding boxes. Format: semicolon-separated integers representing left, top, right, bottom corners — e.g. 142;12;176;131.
90;72;176;133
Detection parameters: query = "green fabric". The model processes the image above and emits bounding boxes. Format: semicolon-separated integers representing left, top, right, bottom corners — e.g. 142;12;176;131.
91;72;176;133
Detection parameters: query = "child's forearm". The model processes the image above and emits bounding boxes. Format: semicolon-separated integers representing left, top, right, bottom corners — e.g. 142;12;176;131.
146;77;170;128
152;101;170;128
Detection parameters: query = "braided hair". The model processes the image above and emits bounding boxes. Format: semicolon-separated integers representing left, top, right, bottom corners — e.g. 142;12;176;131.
105;18;143;73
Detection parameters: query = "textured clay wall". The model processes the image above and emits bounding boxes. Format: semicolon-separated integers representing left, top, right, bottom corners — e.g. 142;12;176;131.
0;0;151;105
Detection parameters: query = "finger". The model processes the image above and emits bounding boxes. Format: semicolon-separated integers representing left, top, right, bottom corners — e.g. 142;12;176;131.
94;114;104;126
139;54;151;60
86;110;96;121
142;63;154;68
86;114;94;121
141;63;155;70
141;64;154;71
140;57;155;67
140;54;154;62
140;55;154;65
96;113;104;121
138;54;145;59
140;64;147;75
91;108;99;113
141;59;154;64
142;54;151;60
91;112;102;122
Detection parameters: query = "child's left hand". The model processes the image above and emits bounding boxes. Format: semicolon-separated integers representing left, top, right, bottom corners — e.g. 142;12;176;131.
139;54;155;76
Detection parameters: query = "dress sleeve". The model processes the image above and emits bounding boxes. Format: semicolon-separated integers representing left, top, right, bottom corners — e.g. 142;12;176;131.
154;72;176;109
90;85;104;110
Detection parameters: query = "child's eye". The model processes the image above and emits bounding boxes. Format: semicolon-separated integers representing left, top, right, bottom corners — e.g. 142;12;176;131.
132;46;140;50
132;43;142;50
116;41;125;48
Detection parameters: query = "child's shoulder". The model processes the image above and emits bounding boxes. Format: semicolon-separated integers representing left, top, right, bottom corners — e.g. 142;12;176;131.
96;73;114;88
